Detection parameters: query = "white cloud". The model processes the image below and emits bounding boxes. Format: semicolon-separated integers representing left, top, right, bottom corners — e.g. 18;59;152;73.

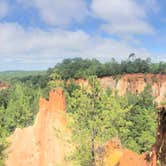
17;0;88;26
0;0;9;18
101;21;154;35
0;23;152;70
91;0;154;35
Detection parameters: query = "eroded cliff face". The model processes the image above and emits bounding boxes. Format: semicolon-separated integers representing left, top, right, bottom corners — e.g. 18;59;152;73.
74;74;166;103
6;88;72;166
0;81;10;91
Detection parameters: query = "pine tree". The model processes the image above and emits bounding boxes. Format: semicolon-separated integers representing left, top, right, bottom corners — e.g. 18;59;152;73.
68;76;130;165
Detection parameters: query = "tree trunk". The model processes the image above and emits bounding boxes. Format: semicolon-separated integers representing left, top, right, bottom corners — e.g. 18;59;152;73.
91;128;95;166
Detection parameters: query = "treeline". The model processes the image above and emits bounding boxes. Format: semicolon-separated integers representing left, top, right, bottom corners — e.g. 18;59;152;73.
0;71;46;82
48;57;166;80
7;57;166;87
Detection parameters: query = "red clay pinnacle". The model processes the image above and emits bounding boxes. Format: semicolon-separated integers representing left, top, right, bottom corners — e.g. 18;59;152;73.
6;88;71;166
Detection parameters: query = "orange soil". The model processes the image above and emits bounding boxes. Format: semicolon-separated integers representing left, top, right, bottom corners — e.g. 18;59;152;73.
0;81;10;90
72;73;166;103
6;88;72;166
103;140;149;166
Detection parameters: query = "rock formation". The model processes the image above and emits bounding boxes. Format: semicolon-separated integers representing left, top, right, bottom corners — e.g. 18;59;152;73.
98;140;148;166
6;88;72;166
72;74;166;103
0;81;10;91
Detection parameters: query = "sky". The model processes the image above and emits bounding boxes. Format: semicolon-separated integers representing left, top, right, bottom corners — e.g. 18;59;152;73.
0;0;166;70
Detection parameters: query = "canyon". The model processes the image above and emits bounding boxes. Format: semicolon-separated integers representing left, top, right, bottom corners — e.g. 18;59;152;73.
5;74;166;166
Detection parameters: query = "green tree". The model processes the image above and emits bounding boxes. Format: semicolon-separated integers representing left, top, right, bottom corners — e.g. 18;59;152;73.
48;68;62;88
0;89;10;109
0;82;42;164
68;76;130;165
124;85;156;153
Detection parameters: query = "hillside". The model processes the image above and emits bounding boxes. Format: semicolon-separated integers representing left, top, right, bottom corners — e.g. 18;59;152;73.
0;71;46;82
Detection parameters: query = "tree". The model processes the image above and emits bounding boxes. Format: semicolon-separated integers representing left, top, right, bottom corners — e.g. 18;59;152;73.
128;53;136;61
48;68;63;88
0;89;10;109
0;82;42;165
68;76;130;165
124;85;156;153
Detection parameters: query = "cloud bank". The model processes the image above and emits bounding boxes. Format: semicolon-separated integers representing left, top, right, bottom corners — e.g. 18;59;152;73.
91;0;154;35
0;0;162;70
17;0;88;26
0;23;151;70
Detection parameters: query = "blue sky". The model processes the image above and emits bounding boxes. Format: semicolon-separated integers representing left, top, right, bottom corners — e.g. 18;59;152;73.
0;0;165;70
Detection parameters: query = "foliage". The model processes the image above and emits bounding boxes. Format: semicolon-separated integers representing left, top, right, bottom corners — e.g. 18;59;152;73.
67;76;131;165
67;81;157;165
65;81;81;97
47;68;63;88
0;138;7;166
12;74;48;89
48;57;166;80
0;82;42;164
0;90;10;109
0;57;160;164
49;58;101;80
124;85;157;153
0;71;46;82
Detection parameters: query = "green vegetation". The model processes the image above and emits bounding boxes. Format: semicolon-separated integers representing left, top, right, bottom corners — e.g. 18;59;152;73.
0;71;50;165
0;57;159;165
67;77;130;165
0;82;44;165
0;71;46;82
124;85;156;153
49;57;166;79
67;78;156;164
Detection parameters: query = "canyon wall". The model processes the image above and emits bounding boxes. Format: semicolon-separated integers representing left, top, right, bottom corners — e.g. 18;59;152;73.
0;81;10;91
6;88;72;166
75;74;166;103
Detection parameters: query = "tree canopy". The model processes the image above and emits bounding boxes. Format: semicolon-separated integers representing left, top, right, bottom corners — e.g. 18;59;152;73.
48;57;166;80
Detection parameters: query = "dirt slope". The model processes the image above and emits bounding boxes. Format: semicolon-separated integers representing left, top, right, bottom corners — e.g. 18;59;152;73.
6;88;72;166
101;140;148;166
0;81;10;90
74;74;166;103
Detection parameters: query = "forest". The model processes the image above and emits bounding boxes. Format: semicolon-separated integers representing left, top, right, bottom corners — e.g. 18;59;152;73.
0;57;160;165
48;57;166;79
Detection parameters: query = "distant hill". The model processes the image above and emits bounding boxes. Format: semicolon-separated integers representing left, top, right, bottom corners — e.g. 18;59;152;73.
0;71;46;81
